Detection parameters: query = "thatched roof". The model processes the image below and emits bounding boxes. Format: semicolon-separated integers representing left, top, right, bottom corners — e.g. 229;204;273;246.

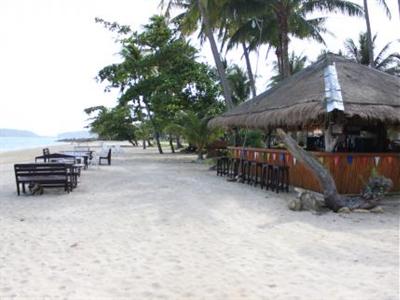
209;54;400;130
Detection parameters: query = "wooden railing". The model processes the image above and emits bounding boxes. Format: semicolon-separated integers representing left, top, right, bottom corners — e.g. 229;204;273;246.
228;147;400;194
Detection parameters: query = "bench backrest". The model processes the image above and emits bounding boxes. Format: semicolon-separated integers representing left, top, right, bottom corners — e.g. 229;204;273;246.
14;163;71;179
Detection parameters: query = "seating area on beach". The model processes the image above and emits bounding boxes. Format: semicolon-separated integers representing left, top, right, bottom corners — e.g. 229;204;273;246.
12;145;115;196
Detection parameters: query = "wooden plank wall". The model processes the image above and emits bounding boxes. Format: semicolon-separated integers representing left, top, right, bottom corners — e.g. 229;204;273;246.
228;147;400;194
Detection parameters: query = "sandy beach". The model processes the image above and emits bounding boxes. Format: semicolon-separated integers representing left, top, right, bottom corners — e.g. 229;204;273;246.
0;145;399;300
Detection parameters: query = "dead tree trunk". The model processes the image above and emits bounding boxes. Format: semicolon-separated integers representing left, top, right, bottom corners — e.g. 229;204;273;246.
276;128;382;212
276;129;345;211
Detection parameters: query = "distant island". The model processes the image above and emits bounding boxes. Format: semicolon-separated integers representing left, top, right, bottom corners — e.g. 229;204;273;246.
57;131;98;140
0;128;40;137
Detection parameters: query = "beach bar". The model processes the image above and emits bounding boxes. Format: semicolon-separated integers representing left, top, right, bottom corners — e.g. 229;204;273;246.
209;54;400;194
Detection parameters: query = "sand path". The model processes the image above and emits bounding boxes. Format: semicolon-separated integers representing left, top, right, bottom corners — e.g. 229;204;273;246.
0;147;399;299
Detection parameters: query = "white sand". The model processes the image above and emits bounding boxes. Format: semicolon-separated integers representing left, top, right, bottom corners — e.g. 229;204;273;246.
0;146;399;299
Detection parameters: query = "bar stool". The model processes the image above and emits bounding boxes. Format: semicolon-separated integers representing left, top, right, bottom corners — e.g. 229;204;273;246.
228;157;240;178
261;163;272;190
248;160;263;186
271;165;290;193
216;157;229;176
238;159;250;183
277;165;290;193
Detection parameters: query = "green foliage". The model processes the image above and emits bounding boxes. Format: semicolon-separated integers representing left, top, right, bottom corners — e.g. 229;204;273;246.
243;130;265;148
84;105;137;145
172;111;221;159
97;15;223;138
219;0;362;78
269;52;308;86
136;121;154;142
362;174;393;200
226;64;251;104
344;32;400;76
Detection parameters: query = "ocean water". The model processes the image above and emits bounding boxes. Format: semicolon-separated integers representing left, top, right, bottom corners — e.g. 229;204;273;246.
0;137;62;152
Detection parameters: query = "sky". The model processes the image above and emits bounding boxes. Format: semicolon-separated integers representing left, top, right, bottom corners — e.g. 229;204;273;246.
0;0;399;136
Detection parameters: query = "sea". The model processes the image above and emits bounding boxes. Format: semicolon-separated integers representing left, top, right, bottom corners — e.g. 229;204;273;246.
0;137;63;152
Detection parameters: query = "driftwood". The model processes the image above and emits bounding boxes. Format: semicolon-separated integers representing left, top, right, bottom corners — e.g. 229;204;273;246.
276;128;392;212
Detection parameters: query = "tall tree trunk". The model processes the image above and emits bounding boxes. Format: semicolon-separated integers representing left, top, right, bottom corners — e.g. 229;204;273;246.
275;4;291;79
147;139;153;147
154;131;163;154
143;139;147;149
198;1;234;109
197;151;204;160
275;47;283;79
143;98;163;154
280;23;290;78
128;139;137;147
242;42;257;98
176;136;184;149
398;0;400;20
363;0;375;67
169;135;175;153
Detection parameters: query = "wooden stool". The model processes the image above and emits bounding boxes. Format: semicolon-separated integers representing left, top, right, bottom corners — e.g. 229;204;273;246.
239;159;250;183
277;165;290;193
216;157;229;176
261;163;272;190
248;161;263;186
228;157;240;178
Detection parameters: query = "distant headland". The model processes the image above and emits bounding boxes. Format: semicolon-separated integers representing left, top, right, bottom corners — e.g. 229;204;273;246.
0;128;40;137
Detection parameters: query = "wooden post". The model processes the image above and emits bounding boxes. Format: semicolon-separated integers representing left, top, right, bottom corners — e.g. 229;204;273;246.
324;123;338;152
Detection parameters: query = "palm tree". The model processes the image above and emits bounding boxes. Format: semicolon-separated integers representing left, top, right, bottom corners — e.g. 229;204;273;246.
217;0;270;98
224;0;362;80
344;32;400;76
269;0;363;78
226;64;251;105
269;52;308;86
161;0;234;109
362;0;391;67
173;111;219;160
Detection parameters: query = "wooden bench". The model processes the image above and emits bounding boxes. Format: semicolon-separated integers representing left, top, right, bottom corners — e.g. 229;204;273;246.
14;163;77;195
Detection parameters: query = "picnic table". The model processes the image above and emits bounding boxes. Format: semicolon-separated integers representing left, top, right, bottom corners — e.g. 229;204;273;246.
60;151;93;168
35;152;88;169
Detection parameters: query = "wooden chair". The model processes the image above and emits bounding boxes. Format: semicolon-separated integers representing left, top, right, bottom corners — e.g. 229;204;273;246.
99;149;112;165
42;148;50;162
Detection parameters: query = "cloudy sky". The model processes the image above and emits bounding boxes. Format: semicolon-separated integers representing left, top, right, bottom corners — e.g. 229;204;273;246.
0;0;399;136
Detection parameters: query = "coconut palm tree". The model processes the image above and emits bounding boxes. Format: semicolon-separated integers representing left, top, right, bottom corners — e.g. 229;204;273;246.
161;0;234;109
173;111;219;159
269;52;308;86
267;0;363;78
217;0;271;98
344;32;400;76
226;64;251;105
223;0;362;80
362;0;391;67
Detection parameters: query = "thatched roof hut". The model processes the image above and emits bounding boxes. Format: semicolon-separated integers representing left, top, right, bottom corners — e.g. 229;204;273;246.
209;54;400;131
